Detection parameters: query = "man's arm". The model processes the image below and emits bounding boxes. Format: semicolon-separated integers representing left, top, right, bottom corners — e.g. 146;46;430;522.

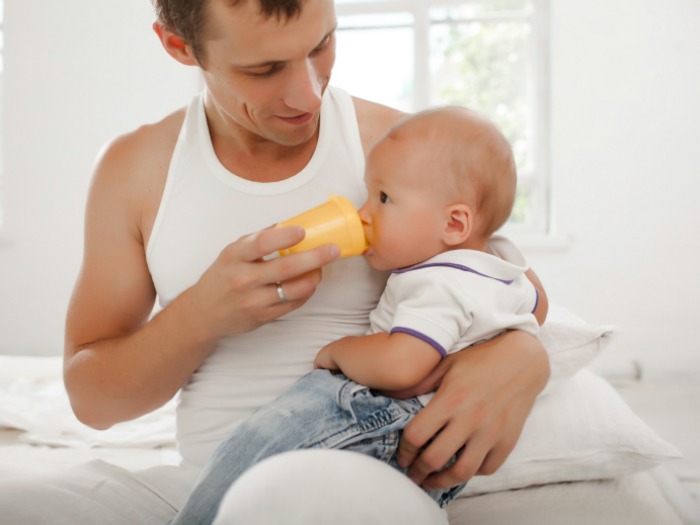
396;329;549;490
314;333;441;391
64;120;339;430
394;268;549;489
526;267;549;325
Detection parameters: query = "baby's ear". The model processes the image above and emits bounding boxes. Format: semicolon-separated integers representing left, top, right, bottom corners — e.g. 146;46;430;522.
443;204;473;246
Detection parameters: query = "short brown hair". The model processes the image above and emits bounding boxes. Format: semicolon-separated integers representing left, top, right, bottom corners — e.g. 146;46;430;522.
151;0;304;63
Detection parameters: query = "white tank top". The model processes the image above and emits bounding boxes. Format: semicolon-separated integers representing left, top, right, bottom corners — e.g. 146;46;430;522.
146;87;388;468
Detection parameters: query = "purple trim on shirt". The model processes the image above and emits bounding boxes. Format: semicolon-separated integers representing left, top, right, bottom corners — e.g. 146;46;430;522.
391;327;447;358
531;286;540;314
392;262;515;285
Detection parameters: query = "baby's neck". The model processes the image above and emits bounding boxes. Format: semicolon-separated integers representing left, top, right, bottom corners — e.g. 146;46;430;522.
453;235;488;253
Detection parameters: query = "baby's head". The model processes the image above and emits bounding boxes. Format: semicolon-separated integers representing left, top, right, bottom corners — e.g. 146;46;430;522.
359;106;516;271
393;106;517;239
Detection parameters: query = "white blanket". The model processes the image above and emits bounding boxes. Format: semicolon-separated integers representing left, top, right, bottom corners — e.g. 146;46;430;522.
0;355;175;449
0;354;696;524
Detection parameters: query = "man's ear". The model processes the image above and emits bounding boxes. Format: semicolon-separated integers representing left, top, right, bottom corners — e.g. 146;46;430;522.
442;204;473;246
153;22;199;66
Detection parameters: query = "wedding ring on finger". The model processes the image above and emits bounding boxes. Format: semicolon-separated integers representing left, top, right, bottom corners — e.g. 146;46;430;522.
275;282;288;304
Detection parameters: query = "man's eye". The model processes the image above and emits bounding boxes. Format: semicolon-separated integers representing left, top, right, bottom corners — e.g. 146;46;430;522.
379;192;389;203
310;33;333;57
246;64;282;78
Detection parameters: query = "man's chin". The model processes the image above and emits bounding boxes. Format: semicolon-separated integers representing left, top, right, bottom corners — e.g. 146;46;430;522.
267;121;319;148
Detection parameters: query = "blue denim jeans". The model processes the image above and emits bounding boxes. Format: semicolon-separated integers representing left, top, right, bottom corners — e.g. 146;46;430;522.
171;369;465;525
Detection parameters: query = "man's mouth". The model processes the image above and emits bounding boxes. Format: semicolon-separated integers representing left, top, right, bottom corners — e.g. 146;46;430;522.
278;112;313;125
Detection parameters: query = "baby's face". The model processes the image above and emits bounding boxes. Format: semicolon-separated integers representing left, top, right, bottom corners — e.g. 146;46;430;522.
358;132;450;271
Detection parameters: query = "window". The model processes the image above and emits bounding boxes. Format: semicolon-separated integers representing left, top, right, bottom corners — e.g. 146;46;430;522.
333;0;550;235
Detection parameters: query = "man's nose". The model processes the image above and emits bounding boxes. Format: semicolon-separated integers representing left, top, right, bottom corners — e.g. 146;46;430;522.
285;60;325;112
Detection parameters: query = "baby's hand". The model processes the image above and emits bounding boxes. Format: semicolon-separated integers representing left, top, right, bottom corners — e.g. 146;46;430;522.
313;345;339;371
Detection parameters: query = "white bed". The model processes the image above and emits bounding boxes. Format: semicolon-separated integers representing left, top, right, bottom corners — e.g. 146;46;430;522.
1;308;697;524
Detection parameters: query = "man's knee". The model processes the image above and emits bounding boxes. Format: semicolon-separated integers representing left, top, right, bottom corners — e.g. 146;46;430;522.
212;449;448;525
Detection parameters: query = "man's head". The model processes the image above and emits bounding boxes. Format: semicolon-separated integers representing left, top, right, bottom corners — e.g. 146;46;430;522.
151;0;304;64
359;107;517;271
153;0;336;150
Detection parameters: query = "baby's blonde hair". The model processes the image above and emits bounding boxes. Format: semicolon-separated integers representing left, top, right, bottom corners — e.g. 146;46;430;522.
388;107;516;239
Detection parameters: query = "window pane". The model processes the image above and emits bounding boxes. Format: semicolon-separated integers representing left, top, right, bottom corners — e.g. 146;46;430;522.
334;14;414;112
429;3;540;227
430;11;534;171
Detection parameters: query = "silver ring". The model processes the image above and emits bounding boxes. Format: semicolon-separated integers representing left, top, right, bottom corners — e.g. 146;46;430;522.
276;282;288;304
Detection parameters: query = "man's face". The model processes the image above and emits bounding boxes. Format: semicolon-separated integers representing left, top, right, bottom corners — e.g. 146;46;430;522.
198;0;337;148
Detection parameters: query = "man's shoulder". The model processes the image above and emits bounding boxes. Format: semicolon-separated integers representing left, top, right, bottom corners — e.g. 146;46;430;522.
351;96;406;154
88;106;188;218
100;107;187;170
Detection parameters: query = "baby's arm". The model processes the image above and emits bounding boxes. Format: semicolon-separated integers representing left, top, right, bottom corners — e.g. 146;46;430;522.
313;332;442;392
525;267;548;325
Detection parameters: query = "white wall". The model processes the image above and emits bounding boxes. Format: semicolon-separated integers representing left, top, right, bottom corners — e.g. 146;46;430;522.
0;0;199;354
528;0;700;380
0;0;698;383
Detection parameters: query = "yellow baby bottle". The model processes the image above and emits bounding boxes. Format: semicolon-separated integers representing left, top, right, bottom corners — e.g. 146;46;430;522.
277;195;368;258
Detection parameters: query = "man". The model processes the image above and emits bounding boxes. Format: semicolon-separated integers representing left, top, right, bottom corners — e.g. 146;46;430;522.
0;0;549;523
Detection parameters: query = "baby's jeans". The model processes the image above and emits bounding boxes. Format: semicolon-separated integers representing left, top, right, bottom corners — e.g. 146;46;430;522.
172;369;465;525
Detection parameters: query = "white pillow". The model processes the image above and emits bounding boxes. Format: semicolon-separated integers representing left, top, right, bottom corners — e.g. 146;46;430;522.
538;304;615;394
460;368;682;496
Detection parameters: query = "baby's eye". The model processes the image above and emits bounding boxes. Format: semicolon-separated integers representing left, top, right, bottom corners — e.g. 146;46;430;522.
379;191;390;203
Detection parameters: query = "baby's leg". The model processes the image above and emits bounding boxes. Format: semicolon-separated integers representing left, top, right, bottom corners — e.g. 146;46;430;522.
173;370;458;524
173;370;404;525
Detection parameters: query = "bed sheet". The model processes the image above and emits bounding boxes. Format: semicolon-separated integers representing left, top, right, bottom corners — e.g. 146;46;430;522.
0;428;179;480
0;355;695;524
0;429;687;525
448;467;686;525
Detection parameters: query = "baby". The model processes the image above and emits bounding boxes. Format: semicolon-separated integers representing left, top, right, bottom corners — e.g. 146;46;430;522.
171;106;546;525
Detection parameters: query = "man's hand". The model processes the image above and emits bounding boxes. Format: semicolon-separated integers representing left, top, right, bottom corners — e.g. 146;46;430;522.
395;331;549;490
188;225;340;341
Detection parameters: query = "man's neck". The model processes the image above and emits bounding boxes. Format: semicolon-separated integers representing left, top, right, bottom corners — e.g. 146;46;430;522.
212;126;319;183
